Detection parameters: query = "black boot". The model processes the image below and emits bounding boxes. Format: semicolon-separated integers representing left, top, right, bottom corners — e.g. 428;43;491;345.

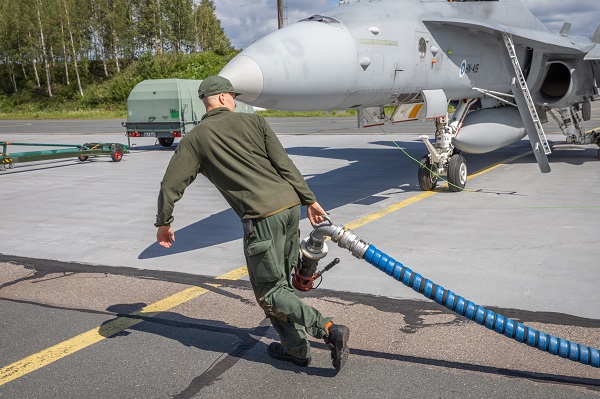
325;324;350;371
267;342;311;367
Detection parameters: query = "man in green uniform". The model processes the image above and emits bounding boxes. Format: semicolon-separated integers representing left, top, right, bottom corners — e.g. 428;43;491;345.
155;75;349;371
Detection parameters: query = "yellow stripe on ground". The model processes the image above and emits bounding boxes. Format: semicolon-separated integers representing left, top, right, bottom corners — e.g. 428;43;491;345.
470;150;533;179
345;191;438;230
346;149;534;229
0;148;528;386
0;267;247;387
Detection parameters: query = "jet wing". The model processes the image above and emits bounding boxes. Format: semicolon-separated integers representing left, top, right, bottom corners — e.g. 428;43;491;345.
422;18;594;55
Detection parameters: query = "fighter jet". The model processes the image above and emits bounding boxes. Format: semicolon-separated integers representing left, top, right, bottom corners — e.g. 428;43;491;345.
220;0;600;191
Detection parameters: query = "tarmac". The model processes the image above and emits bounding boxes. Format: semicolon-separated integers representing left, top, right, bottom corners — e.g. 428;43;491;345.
0;107;599;398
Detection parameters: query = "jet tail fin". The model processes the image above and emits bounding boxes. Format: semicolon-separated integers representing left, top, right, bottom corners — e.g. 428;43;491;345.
559;23;571;36
592;25;600;43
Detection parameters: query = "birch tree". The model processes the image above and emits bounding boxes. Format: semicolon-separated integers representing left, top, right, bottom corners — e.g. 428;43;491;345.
62;0;84;96
35;0;52;96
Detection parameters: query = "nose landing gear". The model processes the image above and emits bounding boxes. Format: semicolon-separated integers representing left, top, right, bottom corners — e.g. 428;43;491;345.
418;99;476;192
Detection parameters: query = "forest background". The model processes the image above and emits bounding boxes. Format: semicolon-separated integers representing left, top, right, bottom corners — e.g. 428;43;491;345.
0;0;258;119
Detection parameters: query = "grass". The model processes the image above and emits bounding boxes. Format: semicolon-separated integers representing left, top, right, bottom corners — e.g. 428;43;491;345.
255;109;357;118
0;109;127;120
0;108;357;120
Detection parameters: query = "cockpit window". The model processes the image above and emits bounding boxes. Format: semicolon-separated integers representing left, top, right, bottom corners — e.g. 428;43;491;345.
301;15;340;24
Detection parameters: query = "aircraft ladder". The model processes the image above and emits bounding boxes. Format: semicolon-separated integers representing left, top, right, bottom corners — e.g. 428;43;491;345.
502;33;552;162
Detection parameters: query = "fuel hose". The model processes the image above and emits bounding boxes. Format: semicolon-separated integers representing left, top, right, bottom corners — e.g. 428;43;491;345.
308;221;600;368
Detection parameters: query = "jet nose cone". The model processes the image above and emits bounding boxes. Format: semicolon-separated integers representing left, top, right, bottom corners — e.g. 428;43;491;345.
219;55;263;103
220;20;358;111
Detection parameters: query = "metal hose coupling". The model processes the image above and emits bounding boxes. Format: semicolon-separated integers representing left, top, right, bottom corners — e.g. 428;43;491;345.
294;217;370;292
301;216;370;260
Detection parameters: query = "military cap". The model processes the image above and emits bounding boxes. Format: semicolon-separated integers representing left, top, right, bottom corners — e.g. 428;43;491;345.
198;75;244;99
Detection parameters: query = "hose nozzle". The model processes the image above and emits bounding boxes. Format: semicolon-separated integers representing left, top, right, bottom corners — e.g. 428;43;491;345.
293;217;369;291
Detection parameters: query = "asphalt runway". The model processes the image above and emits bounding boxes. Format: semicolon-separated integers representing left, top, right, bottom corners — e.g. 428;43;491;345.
1;108;599;398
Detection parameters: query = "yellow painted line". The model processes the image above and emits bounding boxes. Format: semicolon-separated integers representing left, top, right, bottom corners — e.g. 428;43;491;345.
345;191;438;230
0;266;247;387
346;149;533;229
467;150;533;180
268;119;355;126
0;147;527;386
212;265;248;281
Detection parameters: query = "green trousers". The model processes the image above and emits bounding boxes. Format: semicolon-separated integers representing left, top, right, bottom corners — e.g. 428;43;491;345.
243;205;332;359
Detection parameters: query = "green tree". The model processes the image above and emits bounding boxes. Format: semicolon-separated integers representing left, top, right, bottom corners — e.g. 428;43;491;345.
193;0;231;53
61;0;85;96
136;0;167;54
33;0;55;96
0;0;22;92
164;0;194;53
0;0;236;100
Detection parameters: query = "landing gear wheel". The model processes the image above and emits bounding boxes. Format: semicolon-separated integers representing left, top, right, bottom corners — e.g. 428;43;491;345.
111;146;124;162
418;155;437;191
158;137;174;147
448;154;467;192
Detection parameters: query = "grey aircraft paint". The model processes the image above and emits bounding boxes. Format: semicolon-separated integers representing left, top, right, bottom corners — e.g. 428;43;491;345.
220;0;600;189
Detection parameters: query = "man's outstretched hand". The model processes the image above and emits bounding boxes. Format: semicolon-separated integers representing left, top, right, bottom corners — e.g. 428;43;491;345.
157;225;175;248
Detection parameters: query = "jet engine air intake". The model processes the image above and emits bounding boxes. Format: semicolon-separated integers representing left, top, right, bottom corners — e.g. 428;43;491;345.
301;219;600;369
540;62;572;101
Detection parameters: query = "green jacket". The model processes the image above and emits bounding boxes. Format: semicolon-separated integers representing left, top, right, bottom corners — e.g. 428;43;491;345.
156;107;316;226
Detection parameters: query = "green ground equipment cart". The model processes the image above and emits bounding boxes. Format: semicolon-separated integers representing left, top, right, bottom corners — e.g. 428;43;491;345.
0;142;129;171
123;78;254;148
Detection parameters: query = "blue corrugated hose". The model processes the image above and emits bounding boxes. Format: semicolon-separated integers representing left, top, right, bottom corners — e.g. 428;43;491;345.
363;244;600;368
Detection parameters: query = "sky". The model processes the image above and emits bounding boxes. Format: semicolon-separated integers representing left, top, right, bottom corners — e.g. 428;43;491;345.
214;0;600;49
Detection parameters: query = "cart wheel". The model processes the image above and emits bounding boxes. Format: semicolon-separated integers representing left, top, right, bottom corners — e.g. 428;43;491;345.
111;147;124;162
158;137;175;147
78;155;89;162
8;163;14;169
